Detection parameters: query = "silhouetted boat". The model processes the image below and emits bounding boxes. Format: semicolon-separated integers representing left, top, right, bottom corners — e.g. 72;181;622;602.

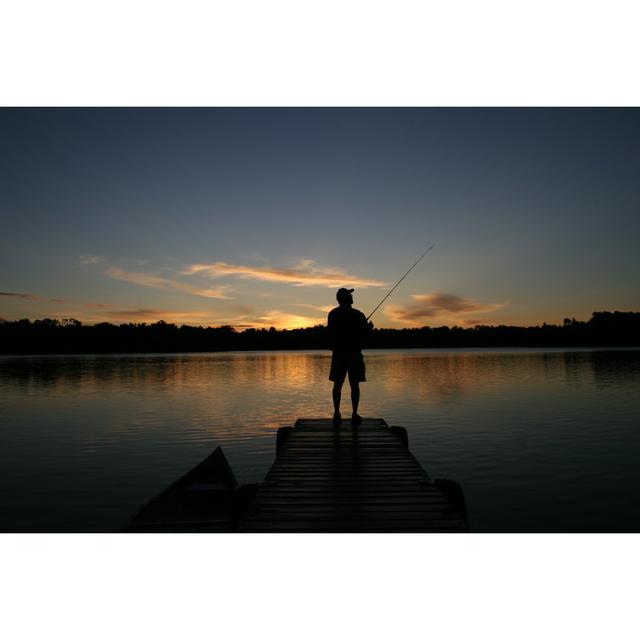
123;447;256;532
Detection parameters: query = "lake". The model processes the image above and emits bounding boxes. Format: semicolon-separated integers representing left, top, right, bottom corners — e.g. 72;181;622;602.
1;348;639;532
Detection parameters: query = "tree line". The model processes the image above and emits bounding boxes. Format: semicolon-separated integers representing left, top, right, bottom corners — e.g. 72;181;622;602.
0;311;638;354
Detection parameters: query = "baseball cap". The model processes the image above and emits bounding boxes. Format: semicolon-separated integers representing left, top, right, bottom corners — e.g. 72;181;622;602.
336;287;354;301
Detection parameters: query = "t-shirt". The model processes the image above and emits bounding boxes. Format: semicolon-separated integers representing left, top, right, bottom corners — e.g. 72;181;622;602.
327;306;370;352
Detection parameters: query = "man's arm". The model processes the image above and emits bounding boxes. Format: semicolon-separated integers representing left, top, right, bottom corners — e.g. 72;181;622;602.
327;311;336;349
359;311;372;340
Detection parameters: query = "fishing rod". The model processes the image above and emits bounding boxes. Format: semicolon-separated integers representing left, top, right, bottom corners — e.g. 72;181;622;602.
366;244;434;321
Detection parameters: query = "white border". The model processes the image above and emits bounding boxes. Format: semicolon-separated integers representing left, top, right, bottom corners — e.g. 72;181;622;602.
2;2;639;638
1;534;637;639
1;1;640;106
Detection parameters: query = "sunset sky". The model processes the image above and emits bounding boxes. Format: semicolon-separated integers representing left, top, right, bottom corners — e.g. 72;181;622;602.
1;108;639;329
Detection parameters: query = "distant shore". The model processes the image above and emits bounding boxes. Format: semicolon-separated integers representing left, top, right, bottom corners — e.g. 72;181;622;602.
1;311;638;355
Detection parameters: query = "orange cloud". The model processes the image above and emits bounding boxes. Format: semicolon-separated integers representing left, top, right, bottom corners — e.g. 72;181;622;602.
293;303;335;313
386;292;506;327
105;266;231;300
93;306;324;330
204;305;325;330
253;309;325;330
181;259;386;288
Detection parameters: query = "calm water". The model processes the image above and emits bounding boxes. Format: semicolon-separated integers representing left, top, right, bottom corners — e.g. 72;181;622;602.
1;348;639;532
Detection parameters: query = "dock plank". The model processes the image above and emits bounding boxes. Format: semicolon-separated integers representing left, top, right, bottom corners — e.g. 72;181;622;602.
238;418;468;533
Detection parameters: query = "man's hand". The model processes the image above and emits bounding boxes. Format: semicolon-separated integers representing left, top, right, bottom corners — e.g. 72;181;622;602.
368;321;374;330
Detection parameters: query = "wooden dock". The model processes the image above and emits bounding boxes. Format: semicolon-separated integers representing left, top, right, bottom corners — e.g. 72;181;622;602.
239;418;469;532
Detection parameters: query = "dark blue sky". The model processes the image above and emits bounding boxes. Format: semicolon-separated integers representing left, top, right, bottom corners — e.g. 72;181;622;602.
1;108;639;328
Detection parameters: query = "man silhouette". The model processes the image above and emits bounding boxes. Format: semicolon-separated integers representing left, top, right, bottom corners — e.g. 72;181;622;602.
328;288;373;426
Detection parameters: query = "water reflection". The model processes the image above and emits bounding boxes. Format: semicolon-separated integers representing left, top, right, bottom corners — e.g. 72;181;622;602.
5;349;633;396
0;353;331;393
591;350;640;389
1;348;639;532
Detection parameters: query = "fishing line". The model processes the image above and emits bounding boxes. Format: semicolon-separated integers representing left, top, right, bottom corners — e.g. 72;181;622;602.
366;245;434;321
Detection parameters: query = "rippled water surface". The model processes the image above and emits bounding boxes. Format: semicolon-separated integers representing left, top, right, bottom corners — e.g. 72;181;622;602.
1;349;639;532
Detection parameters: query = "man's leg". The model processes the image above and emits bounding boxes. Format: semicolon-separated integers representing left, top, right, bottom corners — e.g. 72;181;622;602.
350;380;361;424
332;381;343;415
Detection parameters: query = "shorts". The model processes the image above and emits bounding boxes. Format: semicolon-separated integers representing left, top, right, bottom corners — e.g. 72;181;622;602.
329;350;366;383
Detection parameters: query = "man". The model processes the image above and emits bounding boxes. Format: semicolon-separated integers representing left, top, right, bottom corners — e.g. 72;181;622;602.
327;287;373;426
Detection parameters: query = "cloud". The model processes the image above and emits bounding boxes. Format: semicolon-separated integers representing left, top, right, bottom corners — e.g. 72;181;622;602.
252;309;325;330
105;266;231;300
85;302;112;308
181;259;386;288
105;308;164;319
95;306;322;330
102;308;223;324
79;255;105;265
1;292;69;304
99;304;259;327
410;292;504;316
80;256;231;300
204;305;324;330
0;291;40;301
386;292;506;326
293;303;335;313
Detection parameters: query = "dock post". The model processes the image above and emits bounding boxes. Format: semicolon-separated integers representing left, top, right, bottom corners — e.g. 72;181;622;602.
434;478;468;524
276;426;293;456
390;425;409;448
